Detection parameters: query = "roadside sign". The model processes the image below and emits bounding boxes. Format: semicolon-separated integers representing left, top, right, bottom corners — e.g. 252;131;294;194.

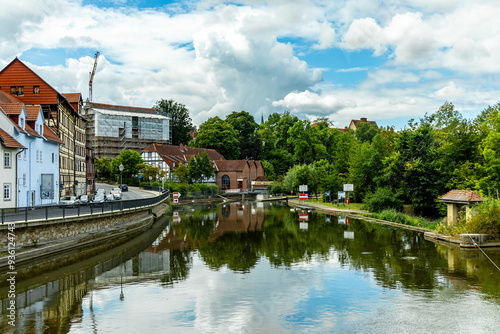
343;184;354;192
325;216;331;223
299;213;308;221
325;191;331;196
299;185;308;192
173;211;181;224
299;193;308;200
338;191;345;199
347;198;349;204
173;192;181;198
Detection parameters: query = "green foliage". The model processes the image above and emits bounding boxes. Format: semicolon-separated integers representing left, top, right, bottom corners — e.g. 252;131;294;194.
173;163;189;184
191;116;240;160
465;199;500;235
355;121;379;143
261;160;276;181
478;109;500;195
111;150;143;178
154;99;193;145
188;152;214;183
363;187;403;213
95;157;111;179
372;209;437;230
226;111;261;159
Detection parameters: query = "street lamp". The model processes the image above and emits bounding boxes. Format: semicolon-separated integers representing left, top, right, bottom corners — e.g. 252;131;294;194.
119;163;124;188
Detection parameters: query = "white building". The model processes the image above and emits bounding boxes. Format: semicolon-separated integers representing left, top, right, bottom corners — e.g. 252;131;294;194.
0;128;24;209
0;94;62;208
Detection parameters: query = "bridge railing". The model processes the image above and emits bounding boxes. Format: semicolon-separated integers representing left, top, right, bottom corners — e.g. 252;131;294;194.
1;191;170;224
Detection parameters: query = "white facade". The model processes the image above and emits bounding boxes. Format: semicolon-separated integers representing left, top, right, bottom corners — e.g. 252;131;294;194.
0;106;60;208
0;145;19;209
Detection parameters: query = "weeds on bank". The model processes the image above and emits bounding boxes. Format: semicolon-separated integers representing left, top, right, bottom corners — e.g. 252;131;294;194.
370;209;438;230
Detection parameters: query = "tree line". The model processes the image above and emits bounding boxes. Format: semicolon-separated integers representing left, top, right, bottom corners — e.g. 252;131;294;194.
177;101;499;217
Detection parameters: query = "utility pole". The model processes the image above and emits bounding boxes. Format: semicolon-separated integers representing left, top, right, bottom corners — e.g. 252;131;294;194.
89;51;100;102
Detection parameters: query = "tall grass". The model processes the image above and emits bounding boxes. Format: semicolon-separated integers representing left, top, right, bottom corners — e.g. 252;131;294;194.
371;209;437;230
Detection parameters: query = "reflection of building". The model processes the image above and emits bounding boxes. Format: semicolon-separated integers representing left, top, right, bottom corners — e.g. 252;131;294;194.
84;102;171;159
210;202;265;241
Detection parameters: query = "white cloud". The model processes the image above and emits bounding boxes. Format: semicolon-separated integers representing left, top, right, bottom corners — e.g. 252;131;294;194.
433;81;465;99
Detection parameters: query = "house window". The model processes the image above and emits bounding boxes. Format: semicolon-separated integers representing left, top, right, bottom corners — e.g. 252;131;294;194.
23;173;26;186
39;124;43;134
221;175;230;190
52;153;55;163
20;118;25;129
3;183;11;200
4;152;11;168
17;86;24;96
10;86;16;94
36;150;39;162
33;86;40;94
41;174;54;199
40;150;43;162
23;150;26;160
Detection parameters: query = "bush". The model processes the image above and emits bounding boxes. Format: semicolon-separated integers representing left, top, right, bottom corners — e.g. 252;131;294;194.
269;181;284;195
372;209;437;229
464;199;500;235
363;187;403;213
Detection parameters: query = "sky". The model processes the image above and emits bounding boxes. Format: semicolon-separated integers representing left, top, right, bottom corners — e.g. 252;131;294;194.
1;0;499;129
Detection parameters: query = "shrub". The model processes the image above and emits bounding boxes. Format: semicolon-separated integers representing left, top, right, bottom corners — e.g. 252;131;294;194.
464;199;500;235
363;187;403;213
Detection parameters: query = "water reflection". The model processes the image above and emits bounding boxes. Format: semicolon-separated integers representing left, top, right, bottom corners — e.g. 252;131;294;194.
1;202;499;333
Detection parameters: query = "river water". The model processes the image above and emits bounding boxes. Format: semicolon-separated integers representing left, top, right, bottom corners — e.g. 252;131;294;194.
1;201;499;333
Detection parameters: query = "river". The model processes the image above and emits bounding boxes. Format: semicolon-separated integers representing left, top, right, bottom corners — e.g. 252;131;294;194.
1;201;499;333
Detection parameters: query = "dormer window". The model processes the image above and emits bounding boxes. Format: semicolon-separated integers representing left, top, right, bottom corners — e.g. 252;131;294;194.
39;124;43;135
20;118;25;129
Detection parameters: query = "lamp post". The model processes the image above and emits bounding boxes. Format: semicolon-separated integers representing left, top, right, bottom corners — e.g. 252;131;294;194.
119;163;124;210
119;163;124;188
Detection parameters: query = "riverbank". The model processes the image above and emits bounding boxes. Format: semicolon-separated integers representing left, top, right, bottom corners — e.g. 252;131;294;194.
288;198;500;248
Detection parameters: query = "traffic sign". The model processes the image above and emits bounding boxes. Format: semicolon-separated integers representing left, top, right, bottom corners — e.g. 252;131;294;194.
299;185;308;192
299;193;308;200
343;184;354;192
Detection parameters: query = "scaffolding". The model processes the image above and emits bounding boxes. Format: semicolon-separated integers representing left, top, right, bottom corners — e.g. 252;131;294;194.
85;105;171;159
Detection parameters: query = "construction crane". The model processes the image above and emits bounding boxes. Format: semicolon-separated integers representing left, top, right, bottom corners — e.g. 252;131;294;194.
89;51;100;102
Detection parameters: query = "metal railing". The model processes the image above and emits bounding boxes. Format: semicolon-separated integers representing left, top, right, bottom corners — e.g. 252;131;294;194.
1;191;170;224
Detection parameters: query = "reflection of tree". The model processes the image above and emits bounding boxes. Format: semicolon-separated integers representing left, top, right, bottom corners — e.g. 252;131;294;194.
170;203;500;301
198;233;261;273
159;249;192;286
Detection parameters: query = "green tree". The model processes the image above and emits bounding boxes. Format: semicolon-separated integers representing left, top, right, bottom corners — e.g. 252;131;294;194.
173;163;189;183
95;157;111;180
188;152;214;183
355;121;379;143
191;117;240;160
478;109;500;195
154;99;193;145
110;150;143;178
226;111;262;159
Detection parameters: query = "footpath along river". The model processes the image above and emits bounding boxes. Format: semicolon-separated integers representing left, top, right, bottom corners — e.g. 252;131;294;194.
1;201;499;333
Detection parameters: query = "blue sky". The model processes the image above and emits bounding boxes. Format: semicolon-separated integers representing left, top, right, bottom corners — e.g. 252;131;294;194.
1;0;499;129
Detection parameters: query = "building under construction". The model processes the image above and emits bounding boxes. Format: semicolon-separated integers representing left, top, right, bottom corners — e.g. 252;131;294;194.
83;102;171;159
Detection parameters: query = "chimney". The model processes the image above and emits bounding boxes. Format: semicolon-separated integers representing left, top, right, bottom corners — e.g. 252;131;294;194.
360;117;367;122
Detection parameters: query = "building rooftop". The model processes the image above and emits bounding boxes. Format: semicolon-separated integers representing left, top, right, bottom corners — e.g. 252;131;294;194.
438;190;485;204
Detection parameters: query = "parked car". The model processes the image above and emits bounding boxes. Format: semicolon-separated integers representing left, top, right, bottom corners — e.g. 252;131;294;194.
105;193;115;201
92;193;106;205
111;188;122;200
120;184;128;192
79;195;89;204
96;188;106;195
59;196;79;207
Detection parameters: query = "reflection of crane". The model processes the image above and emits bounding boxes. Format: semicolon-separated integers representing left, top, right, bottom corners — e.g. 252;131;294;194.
89;51;100;101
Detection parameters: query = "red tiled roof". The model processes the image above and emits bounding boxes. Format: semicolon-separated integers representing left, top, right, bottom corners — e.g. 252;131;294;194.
25;105;41;121
0;128;25;148
438;190;485;204
62;93;82;103
143;144;226;162
24;123;41;138
43;124;63;144
254;176;269;182
215;160;249;172
1;103;23;115
0;90;22;104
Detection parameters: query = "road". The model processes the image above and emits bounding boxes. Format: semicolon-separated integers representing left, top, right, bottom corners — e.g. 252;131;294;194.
94;183;157;200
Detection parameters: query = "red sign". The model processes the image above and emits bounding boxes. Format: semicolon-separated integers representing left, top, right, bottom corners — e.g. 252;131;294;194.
346;197;349;204
299;214;308;221
173;197;179;204
299;194;308;200
173;192;180;204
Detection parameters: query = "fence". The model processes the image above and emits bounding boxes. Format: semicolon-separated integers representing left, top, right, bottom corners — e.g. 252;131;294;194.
1;191;170;224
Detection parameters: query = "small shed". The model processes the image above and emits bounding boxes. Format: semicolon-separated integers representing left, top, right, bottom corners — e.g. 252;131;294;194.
438;190;485;225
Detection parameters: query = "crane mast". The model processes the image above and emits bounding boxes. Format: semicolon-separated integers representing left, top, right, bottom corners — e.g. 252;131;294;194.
89;51;100;102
